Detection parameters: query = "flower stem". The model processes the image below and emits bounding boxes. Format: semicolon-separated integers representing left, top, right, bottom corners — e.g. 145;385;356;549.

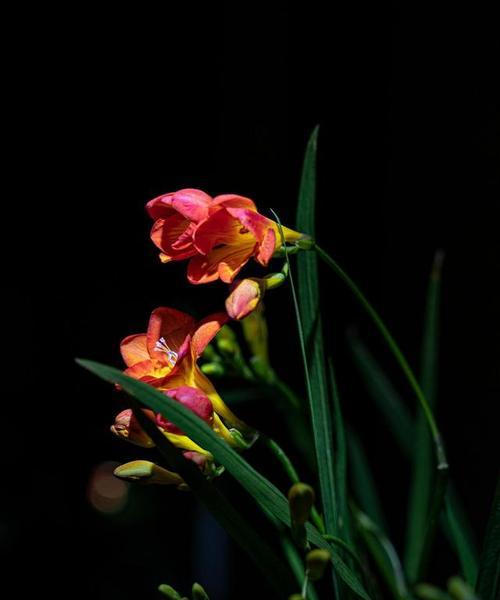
262;435;325;533
314;244;448;472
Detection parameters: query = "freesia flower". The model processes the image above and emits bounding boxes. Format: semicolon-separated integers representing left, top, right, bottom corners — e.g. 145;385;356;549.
120;306;251;435
146;188;306;283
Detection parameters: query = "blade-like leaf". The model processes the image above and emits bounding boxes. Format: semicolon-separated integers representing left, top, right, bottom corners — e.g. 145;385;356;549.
295;126;338;538
352;505;410;600
77;359;372;600
348;335;478;579
347;331;414;455
129;396;294;595
405;251;443;581
475;477;500;600
329;358;351;543
348;430;387;531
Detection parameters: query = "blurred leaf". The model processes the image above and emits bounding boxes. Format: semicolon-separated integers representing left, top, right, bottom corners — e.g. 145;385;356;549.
352;505;409;600
475;477;500;600
405;252;443;581
347;331;414;455
329;358;351;543
295;126;338;538
348;430;387;531
78;359;372;600
348;335;478;579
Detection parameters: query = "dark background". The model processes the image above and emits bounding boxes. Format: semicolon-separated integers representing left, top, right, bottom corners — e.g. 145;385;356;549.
6;2;499;599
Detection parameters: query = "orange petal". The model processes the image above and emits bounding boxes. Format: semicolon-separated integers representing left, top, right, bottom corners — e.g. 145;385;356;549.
211;194;256;211
191;312;229;357
171;188;212;222
193;208;247;255
120;334;149;367
147;308;196;360
146;193;175;220
150;214;197;260
187;243;255;284
225;207;277;265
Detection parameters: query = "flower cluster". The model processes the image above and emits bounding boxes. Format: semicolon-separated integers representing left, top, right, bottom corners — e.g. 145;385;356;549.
112;189;306;486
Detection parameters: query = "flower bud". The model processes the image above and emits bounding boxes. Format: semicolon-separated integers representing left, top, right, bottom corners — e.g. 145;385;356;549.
289;595;304;600
156;387;214;434
192;582;210;600
111;408;155;448
288;483;315;526
225;278;265;320
215;324;239;355
158;584;183;600
113;460;185;487
306;549;331;581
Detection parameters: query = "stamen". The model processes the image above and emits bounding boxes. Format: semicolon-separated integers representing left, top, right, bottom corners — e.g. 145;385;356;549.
154;337;178;367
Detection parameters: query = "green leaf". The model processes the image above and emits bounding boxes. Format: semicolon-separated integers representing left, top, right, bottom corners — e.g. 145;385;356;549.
329;358;351;543
347;335;478;580
125;392;294;595
352;505;410;600
348;430;387;531
476;477;500;600
295;126;338;539
405;251;443;581
347;331;414;456
77;359;372;600
444;495;479;586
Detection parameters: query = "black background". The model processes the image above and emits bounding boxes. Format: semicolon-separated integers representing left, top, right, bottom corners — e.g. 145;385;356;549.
6;2;499;599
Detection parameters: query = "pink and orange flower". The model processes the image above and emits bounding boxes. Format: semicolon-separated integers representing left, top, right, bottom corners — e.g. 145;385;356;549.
146;188;305;284
114;306;252;455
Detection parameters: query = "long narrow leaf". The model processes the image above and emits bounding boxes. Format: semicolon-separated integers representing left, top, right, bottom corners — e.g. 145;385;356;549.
128;397;294;595
348;430;387;531
405;251;443;581
475;476;500;600
329;358;351;543
348;332;414;455
348;334;478;578
77;359;372;600
295;127;338;537
352;505;410;600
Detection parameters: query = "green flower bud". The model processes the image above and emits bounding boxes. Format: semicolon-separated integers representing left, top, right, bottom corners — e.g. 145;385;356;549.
158;584;182;599
288;483;315;526
306;549;331;581
288;595;304;600
114;461;184;487
447;576;479;600
192;582;210;600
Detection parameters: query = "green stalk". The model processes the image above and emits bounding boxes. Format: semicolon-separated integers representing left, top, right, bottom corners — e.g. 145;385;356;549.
262;435;324;533
314;244;448;472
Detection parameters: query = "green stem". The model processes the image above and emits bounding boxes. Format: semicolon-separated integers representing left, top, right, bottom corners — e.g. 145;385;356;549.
263;435;325;533
314;244;448;471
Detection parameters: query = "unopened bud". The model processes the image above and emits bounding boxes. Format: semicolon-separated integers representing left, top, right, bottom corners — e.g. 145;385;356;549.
192;582;210;600
158;584;183;600
111;408;155;448
447;576;479;600
263;272;286;290
288;483;315;526
114;461;185;487
306;549;331;581
216;325;239;355
289;595;304;600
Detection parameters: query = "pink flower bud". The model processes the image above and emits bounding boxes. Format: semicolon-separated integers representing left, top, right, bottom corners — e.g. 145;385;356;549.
111;408;155;448
225;278;265;320
156;386;214;435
